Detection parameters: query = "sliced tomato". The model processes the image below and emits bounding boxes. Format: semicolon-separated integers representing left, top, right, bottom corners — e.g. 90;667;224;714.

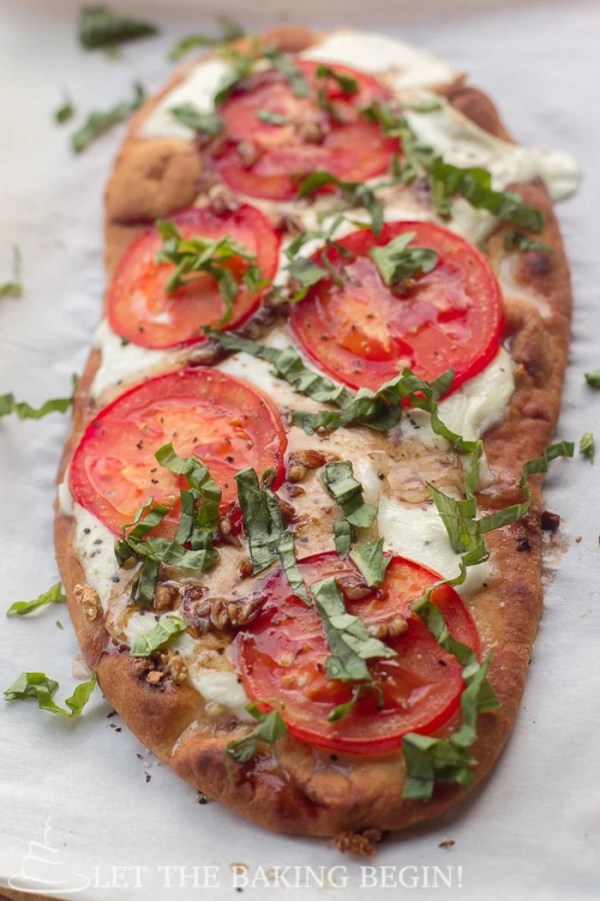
107;205;281;350
69;368;287;537
214;60;399;201
290;221;504;393
235;552;480;755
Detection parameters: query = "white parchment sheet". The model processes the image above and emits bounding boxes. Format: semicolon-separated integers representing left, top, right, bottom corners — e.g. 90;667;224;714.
0;1;598;899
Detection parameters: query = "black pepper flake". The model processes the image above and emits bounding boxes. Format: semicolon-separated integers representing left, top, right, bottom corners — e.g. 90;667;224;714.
330;754;338;761
83;527;91;535
516;536;531;552
111;576;121;584
136;440;143;450
145;772;151;783
197;792;210;805
151;478;159;484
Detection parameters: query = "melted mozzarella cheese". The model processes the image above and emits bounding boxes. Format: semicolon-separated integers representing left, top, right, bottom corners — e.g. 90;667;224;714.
405;99;580;201
72;502;119;611
140;58;230;140
91;319;181;399
301;30;457;88
377;495;490;594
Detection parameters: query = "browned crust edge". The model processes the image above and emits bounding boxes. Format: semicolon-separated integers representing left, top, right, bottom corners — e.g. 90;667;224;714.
54;26;572;838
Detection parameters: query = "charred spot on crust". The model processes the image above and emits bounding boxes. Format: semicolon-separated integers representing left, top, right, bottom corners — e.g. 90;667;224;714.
541;510;560;532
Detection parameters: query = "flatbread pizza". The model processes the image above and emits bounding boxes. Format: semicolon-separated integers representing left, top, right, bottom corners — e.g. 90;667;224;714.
53;26;579;842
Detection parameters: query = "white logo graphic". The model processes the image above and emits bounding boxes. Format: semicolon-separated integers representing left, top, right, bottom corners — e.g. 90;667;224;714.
8;817;91;895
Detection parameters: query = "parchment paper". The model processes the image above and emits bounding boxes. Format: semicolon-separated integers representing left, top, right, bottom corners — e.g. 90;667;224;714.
1;1;598;899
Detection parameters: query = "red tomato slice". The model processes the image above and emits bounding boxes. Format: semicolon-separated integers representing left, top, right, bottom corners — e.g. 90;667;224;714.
107;205;281;350
69;368;287;537
290;221;504;394
214;60;399;201
236;552;480;755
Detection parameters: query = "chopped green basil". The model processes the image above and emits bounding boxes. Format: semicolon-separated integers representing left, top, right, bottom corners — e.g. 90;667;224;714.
299;171;384;235
403;97;443;113
155;219;256;326
321;461;377;556
226;704;287;763
71;82;146;153
580;432;595;463
214;44;260;106
285;257;329;300
205;330;353;408
4;672;97;718
0;382;74;420
54;89;75;125
585;370;600;389
169;104;223;136
169;16;245;61
0;246;22;299
235;468;308;602
369;232;438;287
263;48;310;98
428;440;573;568
7;583;66;617
129;614;188;656
364;103;543;231
312;577;395;681
256;109;291;126
315;64;358;96
327;681;384;722
503;230;553;254
402;657;496;799
78;5;158;49
350;538;391;587
115;444;221;606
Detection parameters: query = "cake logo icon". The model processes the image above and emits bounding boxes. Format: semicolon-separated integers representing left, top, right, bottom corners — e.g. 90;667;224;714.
9;817;90;895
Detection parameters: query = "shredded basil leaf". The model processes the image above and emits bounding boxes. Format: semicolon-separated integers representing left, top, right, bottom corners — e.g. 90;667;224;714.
0;381;74;420
327;681;384;723
155;219;256;326
129;615;188;657
214;43;262;107
369;232;438;287
321;462;377;556
363;102;543;231
402;657;495;799
169;16;245;61
78;5;158;49
54;89;75;125
235;468;308;602
7;583;66;618
226;704;287;763
503;230;553;254
256;108;291;126
71;82;146;153
263;48;310;98
169;104;223;136
312;577;395;682
4;672;97;718
350;539;391;587
115;445;221;606
585;370;600;389
299;171;384;235
580;432;595;463
428;440;573;567
315;64;358;96
206;330;353;408
403;97;443;113
0;246;22;299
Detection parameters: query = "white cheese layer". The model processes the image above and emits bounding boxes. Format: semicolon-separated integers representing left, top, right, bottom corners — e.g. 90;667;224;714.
377;496;490;595
405;99;580;201
140;57;230;140
91;319;182;399
301;30;457;88
72;502;118;612
122;619;254;722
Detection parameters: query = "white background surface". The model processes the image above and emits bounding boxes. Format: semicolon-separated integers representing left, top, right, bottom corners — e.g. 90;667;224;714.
0;1;599;899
